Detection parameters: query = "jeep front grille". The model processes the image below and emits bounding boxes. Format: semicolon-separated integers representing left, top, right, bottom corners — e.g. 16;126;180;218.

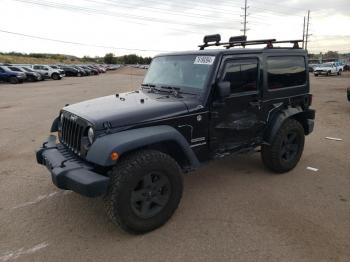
61;115;84;154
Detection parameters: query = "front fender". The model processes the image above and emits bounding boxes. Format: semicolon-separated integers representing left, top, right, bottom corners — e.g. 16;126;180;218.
86;125;200;168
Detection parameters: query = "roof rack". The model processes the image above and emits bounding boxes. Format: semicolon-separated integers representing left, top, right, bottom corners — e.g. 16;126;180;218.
198;34;303;50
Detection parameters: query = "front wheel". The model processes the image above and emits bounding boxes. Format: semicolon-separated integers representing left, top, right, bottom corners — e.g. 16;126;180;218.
261;119;305;173
104;150;183;234
51;73;61;80
9;77;19;84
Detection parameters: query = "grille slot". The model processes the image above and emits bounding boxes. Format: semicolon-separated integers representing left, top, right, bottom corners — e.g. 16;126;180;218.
61;114;85;154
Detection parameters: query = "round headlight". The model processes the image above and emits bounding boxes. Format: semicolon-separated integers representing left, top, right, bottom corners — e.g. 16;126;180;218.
88;127;95;144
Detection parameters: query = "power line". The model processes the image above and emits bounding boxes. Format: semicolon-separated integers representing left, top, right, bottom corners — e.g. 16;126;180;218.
84;0;243;23
0;29;172;52
11;0;235;34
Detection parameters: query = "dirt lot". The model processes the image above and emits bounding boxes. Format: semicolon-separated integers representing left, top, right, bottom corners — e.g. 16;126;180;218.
0;68;349;262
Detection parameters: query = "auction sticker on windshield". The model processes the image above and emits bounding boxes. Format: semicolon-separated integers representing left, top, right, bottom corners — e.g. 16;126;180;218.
194;56;215;65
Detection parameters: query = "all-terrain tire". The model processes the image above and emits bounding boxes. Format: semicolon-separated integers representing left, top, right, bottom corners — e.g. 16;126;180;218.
261;119;305;173
103;150;183;234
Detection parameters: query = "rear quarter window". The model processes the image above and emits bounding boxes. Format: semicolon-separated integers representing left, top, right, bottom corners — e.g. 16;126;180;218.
267;56;306;90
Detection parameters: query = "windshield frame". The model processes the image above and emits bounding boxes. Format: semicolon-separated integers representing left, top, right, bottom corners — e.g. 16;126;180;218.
143;53;218;98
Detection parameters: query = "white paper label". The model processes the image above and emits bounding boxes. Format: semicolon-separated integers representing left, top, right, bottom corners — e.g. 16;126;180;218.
194;56;215;65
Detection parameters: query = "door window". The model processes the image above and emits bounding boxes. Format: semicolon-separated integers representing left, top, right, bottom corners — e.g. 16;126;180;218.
222;59;258;94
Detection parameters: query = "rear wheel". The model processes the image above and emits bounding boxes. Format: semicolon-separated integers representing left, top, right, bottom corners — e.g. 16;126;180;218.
104;150;183;234
337;70;342;76
261;119;305;173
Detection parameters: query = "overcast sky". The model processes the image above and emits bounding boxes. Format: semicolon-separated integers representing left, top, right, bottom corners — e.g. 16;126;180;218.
1;0;349;57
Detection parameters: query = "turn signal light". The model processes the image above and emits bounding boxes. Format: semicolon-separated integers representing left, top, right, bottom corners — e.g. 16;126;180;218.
111;152;119;161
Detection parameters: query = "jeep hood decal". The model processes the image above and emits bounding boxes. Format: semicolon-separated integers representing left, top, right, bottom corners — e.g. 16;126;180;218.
63;91;190;130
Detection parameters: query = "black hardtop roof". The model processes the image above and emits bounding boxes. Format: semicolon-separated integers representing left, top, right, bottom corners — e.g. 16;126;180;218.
156;48;307;58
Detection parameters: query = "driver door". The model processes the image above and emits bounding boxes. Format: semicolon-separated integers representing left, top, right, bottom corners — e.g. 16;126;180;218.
209;56;264;153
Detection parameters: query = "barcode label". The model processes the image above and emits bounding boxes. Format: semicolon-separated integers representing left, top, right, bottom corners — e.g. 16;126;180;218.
194;56;215;65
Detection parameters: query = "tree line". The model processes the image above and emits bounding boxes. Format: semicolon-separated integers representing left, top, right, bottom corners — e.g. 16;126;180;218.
0;51;152;65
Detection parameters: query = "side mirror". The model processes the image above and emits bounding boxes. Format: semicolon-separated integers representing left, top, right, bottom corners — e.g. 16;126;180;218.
217;81;231;98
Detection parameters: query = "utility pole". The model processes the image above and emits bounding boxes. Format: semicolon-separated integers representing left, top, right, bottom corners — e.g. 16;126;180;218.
240;0;249;37
302;16;306;49
305;10;311;51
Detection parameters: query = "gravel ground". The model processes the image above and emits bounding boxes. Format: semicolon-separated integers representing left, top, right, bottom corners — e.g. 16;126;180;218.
0;68;349;262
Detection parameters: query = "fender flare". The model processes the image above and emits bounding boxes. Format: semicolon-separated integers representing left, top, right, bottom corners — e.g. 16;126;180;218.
264;107;303;144
50;117;59;132
86;125;200;168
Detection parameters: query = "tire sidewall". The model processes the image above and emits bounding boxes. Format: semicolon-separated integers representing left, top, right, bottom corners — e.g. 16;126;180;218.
108;151;183;233
276;120;305;171
52;73;60;80
9;77;18;84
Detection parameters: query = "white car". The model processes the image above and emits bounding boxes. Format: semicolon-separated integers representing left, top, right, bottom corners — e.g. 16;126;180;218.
30;65;65;80
314;63;341;76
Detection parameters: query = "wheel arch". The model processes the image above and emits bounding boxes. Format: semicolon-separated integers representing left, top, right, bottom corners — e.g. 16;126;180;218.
264;107;315;144
86;125;200;170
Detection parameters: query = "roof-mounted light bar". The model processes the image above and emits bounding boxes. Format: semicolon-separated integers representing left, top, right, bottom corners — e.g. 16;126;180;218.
199;34;221;50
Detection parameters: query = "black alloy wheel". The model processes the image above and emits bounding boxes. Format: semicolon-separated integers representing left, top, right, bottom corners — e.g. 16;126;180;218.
280;131;300;163
130;172;171;219
104;150;183;234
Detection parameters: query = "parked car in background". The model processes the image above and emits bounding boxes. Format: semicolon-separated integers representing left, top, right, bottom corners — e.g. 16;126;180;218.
73;66;90;76
48;65;65;76
21;66;46;81
0;66;26;84
314;63;341;76
83;65;99;75
30;65;64;80
308;63;318;73
7;66;42;82
60;66;82;77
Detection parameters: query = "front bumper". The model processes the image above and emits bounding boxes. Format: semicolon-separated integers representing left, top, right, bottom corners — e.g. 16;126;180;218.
314;70;328;75
36;135;109;197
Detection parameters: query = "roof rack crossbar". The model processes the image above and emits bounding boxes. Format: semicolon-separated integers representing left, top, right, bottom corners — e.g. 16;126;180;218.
198;35;303;50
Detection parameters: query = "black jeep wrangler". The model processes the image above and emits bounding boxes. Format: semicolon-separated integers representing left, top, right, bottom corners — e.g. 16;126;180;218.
37;35;315;234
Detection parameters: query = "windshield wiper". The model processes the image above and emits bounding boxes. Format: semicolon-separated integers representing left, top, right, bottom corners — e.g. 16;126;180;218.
159;85;198;98
141;83;160;93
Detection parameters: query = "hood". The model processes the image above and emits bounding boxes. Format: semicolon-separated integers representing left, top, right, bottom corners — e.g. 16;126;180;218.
315;66;331;70
63;91;194;130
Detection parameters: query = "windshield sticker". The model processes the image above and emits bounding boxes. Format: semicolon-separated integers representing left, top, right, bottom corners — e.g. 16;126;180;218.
194;56;215;65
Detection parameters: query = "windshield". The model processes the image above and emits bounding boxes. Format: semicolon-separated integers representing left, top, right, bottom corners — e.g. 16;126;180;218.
143;55;215;92
9;67;21;72
22;67;34;72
